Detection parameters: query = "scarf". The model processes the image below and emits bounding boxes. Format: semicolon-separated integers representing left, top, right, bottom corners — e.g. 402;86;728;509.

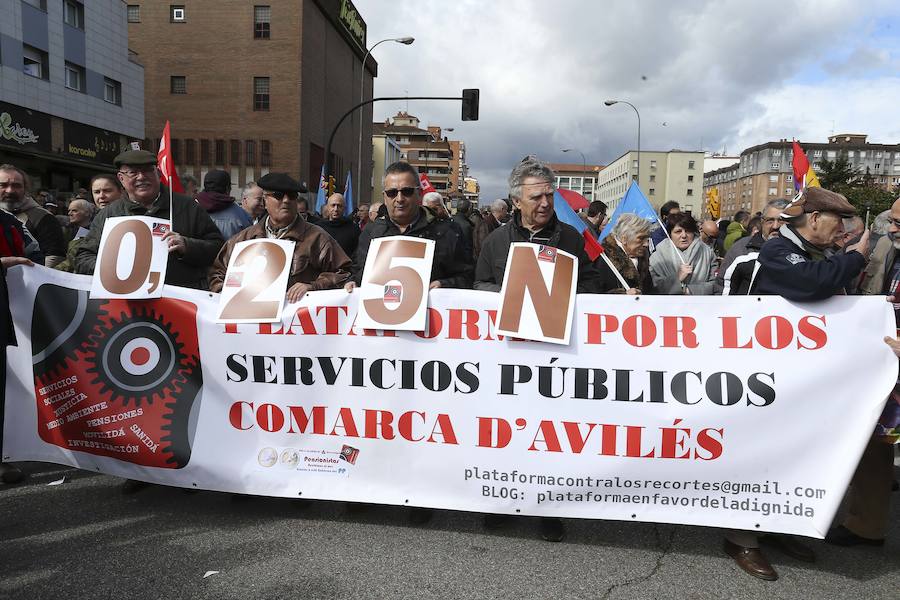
649;237;716;295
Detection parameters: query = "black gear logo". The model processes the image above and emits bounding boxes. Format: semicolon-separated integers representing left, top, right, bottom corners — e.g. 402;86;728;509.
31;286;107;377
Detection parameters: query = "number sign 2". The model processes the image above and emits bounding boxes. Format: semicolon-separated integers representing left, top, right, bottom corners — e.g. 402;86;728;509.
216;239;294;323
90;217;171;299
355;236;435;331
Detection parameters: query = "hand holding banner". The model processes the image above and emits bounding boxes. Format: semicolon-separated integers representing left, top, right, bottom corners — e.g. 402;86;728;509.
216;239;295;323
355;236;435;331
90;216;170;299
495;243;577;344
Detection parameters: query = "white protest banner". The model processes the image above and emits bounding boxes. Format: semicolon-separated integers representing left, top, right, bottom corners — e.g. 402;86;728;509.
89;216;170;299
354;235;435;331
495;243;577;345
5;265;897;538
216;239;295;323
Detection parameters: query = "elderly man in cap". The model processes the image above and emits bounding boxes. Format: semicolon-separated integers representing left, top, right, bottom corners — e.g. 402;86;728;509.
346;161;472;292
722;187;869;581
716;199;788;295
74;149;224;287
197;169;251;239
209;173;351;303
317;192;360;258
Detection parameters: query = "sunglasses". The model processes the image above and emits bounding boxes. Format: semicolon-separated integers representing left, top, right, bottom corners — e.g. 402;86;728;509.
384;187;418;199
264;190;297;202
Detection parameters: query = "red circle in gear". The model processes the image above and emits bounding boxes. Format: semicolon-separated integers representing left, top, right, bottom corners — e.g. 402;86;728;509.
130;346;151;366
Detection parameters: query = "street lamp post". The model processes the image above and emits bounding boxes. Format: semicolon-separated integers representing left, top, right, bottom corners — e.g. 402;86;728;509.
357;36;414;198
561;148;587;196
604;100;641;188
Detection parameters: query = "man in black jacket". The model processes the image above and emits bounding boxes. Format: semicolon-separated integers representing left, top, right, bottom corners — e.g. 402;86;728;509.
717;199;788;295
318;192;360;257
346;161;472;290
74;150;224;289
0;164;66;266
475;157;619;294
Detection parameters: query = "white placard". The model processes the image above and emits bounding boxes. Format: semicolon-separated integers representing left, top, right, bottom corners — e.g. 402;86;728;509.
216;239;295;324
494;243;578;344
355;235;435;331
89;216;170;299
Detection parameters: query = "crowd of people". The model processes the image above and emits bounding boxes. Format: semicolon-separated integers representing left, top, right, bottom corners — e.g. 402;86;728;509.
1;152;897;582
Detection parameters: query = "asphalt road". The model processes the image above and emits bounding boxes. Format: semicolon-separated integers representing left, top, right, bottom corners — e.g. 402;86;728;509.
1;461;898;599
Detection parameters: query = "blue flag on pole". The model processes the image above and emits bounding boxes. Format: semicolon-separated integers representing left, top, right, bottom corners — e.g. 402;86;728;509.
315;165;327;215
343;169;354;217
598;181;659;240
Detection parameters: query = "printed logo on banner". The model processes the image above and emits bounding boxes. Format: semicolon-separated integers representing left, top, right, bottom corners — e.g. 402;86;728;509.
383;284;402;303
30;284;203;469
224;273;243;288
258;447;278;467
340;445;360;465
151;222;171;237
537;245;557;263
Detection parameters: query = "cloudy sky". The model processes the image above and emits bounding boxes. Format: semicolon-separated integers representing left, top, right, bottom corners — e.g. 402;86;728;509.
354;0;900;201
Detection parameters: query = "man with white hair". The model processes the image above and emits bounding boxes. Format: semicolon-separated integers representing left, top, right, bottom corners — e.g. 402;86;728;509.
473;199;508;260
422;191;448;218
240;182;265;224
54;199;95;272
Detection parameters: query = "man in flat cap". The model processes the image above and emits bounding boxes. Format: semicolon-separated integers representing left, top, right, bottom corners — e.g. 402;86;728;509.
209;173;351;303
723;186;869;581
752;186;869;300
74;149;224;289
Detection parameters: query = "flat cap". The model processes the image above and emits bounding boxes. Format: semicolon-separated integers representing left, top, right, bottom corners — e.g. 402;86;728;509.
114;149;156;168
782;186;856;219
257;172;307;194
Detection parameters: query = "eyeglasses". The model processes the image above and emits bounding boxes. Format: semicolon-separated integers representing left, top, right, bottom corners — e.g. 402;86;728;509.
118;166;157;178
384;187;418;199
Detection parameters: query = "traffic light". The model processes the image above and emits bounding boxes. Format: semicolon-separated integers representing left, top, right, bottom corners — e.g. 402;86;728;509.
327;175;336;195
461;88;480;121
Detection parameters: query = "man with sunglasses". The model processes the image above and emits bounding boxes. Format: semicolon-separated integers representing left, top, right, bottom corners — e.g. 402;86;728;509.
717;199;788;294
346;161;472;291
75;149;224;289
209;173;351;303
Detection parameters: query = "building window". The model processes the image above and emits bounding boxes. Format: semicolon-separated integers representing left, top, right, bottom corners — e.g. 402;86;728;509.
172;139;182;163
185;139;196;163
875;163;881;170
650;160;657;169
170;75;186;94
859;151;866;159
215;139;225;165
65;62;85;91
261;140;271;166
649;174;655;182
769;175;778;182
127;4;140;22
769;187;777;196
686;188;693;196
771;162;780;169
632;159;638;169
170;5;186;22
688;160;695;169
23;45;48;79
254;5;271;38
103;78;122;105
648;188;655;195
772;149;782;156
253;77;270;111
245;140;256;165
63;1;84;29
230;140;241;165
813;150;822;157
687;175;694;182
22;0;48;10
200;139;210;165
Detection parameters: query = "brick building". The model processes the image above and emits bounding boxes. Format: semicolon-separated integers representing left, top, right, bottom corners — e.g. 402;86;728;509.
126;0;375;196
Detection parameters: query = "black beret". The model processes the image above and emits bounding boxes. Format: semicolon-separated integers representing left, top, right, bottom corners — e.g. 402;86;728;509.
113;149;156;168
203;169;231;191
782;186;856;219
257;172;307;194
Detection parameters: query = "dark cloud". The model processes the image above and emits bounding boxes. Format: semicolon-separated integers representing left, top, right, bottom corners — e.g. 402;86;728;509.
355;0;895;201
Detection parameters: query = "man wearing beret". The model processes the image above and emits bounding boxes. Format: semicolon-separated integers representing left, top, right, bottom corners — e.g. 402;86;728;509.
209;173;351;303
74;149;224;290
723;186;869;581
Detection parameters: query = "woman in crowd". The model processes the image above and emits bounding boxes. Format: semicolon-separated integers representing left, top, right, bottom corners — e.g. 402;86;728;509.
90;173;124;210
600;213;654;294
649;213;716;295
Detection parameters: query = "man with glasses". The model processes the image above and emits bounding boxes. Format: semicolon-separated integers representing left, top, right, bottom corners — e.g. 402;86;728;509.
75;149;224;289
345;161;472;292
209;173;351;303
717;199;788;294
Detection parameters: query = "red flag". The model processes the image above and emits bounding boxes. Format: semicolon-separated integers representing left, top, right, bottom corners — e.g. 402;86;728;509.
419;172;436;194
791;140;808;192
157;121;184;193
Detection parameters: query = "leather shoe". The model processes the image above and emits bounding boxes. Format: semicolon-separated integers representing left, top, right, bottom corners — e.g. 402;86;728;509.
0;463;24;484
824;525;884;547
760;534;816;562
539;517;565;542
724;539;778;581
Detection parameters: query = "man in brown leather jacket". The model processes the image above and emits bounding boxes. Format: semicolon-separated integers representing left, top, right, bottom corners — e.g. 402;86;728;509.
209;173;351;302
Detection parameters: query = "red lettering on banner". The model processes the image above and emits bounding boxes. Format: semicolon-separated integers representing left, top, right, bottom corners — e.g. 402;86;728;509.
287;405;326;434
661;316;699;348
797;315;827;349
477;417;511;448
585;314;618;345
256;403;284;432
365;409;395;439
448;309;482;340
414;308;442;339
285;307;318;335
229;401;252;430
528;420;563;452
720;316;754;348
315;305;349;335
398;411;425;442
330;407;360;437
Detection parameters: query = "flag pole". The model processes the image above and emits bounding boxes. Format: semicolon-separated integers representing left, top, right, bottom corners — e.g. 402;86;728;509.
599;251;630;290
